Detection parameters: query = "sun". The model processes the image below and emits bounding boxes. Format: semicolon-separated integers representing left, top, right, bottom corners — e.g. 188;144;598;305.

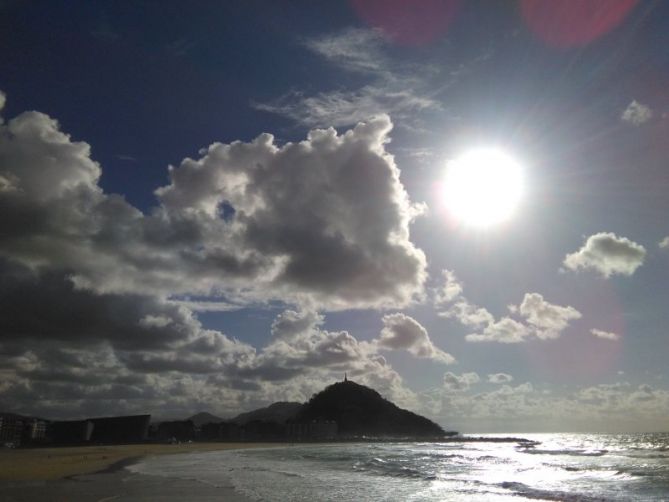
443;148;524;227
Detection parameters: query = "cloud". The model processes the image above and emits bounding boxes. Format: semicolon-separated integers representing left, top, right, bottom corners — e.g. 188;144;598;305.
420;381;669;432
253;28;445;128
0;90;5;113
621;100;653;126
465;317;530;344
488;373;513;384
156;114;427;309
0;98;426;310
302;28;387;74
659;237;669;249
443;372;480;392
377;313;455;364
563;232;646;278
590;329;620;341
434;269;494;328
434;269;464;305
515;293;581;340
435;272;580;344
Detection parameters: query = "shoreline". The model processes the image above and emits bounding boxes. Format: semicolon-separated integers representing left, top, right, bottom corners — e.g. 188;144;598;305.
0;435;532;482
0;442;283;482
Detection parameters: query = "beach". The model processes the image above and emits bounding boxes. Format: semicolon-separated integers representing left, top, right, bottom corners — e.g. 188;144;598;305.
0;442;277;501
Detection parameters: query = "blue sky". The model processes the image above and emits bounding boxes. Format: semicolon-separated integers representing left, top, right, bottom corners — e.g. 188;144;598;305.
1;0;669;431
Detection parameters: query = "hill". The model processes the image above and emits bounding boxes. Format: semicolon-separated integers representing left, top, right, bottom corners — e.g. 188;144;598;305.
232;402;303;425
293;380;445;437
188;412;224;426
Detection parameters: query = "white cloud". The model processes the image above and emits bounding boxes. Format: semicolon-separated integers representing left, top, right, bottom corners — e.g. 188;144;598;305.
621;100;653;126
302;28;387;74
378;313;455;364
443;371;480;392
590;329;620;341
515;293;581;340
420;381;669;432
434;269;463;305
659;237;669;249
563;232;646;278
435;270;581;344
465;317;530;344
254;87;436;129
253;28;444;128
433;269;494;328
488;373;513;384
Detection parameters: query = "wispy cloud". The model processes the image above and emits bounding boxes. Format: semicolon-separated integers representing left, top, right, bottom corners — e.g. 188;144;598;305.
252;28;473;128
590;329;620;341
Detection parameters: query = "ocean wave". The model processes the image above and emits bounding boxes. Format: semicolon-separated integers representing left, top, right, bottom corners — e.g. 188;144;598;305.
519;447;609;457
500;481;614;501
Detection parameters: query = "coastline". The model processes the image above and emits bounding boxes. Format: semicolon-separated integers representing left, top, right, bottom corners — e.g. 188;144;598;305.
0;443;277;502
0;442;282;481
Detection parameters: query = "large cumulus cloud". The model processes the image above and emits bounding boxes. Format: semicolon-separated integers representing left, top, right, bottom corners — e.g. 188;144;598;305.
156;115;427;308
0;94;428;418
0;99;426;309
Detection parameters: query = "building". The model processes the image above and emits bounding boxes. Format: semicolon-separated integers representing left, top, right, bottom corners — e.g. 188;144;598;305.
0;414;24;446
49;420;94;444
89;415;150;443
49;414;151;444
156;420;195;442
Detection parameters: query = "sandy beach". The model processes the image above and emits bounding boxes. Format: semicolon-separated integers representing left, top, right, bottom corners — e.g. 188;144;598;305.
0;442;281;501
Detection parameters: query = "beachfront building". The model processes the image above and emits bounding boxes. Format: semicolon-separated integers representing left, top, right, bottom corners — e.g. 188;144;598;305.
0;414;49;446
89;414;151;443
0;413;24;446
49;419;95;444
49;414;151;444
156;420;196;442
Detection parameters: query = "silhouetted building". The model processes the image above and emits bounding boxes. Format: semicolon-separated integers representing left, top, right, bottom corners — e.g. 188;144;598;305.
157;420;195;442
49;414;150;444
89;415;150;443
49;420;94;444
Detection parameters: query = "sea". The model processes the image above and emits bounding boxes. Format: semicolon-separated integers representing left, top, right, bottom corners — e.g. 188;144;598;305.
128;433;669;501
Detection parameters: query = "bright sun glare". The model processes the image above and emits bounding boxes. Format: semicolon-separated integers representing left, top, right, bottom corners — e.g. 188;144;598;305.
444;148;524;227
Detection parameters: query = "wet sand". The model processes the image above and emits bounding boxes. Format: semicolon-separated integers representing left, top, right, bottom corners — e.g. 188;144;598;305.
0;442;281;501
0;442;277;481
0;469;252;501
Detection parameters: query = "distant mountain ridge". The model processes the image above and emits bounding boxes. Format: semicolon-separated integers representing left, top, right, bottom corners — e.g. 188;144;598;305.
188;412;224;426
232;401;303;425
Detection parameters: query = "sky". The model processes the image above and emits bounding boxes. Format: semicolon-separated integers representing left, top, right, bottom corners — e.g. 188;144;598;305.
1;0;669;432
